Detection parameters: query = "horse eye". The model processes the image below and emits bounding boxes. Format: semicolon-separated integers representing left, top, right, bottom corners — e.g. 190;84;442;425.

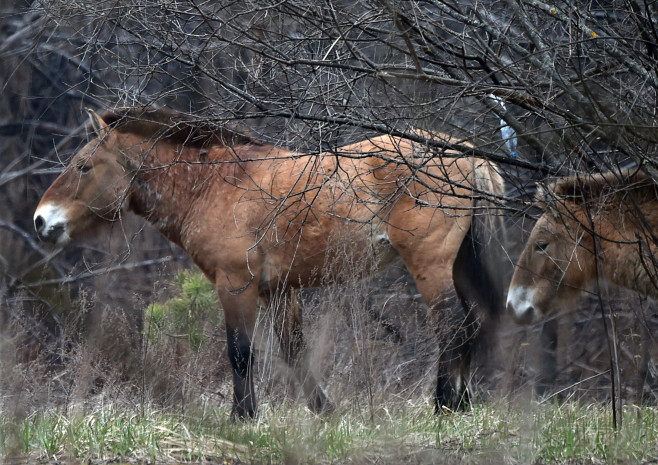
78;163;92;174
535;241;550;253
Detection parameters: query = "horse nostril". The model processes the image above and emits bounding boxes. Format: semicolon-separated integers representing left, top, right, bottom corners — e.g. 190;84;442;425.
507;300;535;325
517;305;535;325
34;215;45;232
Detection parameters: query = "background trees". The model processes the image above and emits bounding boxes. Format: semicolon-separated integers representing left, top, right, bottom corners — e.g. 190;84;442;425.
25;0;658;169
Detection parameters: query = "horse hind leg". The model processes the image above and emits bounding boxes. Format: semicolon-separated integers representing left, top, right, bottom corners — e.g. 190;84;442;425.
433;289;477;413
393;252;476;411
272;288;334;414
435;221;502;412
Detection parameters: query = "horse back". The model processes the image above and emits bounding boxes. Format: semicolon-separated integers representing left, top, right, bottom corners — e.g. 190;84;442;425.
193;136;502;292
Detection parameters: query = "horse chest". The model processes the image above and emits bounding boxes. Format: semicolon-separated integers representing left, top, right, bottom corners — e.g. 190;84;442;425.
178;214;239;272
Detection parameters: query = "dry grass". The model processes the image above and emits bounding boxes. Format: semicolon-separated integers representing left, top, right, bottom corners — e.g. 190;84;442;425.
2;398;658;464
1;258;656;464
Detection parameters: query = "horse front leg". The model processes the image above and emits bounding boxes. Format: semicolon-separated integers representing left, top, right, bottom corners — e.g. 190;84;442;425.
272;288;334;414
226;321;257;419
538;317;558;399
218;285;259;420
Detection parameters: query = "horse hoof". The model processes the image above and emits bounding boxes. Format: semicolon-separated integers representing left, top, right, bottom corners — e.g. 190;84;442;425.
231;405;257;421
319;399;336;415
308;396;335;415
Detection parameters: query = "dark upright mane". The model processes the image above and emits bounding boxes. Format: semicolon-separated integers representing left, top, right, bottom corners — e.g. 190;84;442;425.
540;168;656;205
98;107;259;148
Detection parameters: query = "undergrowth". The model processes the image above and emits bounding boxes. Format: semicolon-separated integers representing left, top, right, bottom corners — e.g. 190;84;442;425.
1;401;657;464
2;270;657;464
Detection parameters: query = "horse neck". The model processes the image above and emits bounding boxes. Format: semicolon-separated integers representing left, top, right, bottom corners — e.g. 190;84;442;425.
596;212;658;300
123;137;221;246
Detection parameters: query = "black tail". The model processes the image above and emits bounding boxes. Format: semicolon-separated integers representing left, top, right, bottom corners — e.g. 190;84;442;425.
434;161;509;413
453;211;508;322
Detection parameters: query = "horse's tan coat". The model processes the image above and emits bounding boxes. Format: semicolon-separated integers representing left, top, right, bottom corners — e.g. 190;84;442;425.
35;108;505;417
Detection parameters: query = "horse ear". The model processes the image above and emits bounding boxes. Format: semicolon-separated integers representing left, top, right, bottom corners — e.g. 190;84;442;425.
86;109;110;139
535;182;548;202
535;182;560;217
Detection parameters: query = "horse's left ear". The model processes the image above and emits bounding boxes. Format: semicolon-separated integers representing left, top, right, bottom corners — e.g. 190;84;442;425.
535;181;560;218
86;109;110;139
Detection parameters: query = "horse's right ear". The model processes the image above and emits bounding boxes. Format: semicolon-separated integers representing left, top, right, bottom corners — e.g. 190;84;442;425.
86;109;110;139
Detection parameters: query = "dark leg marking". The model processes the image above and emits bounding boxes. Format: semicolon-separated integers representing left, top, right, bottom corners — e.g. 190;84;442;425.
226;324;256;420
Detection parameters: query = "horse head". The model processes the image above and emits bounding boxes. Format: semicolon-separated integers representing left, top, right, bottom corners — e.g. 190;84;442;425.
506;184;595;324
33;110;133;245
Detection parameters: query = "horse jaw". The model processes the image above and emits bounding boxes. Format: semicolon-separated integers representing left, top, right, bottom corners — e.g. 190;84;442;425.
506;285;543;324
34;203;72;246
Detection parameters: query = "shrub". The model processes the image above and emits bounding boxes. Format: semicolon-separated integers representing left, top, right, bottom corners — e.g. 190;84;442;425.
144;270;222;351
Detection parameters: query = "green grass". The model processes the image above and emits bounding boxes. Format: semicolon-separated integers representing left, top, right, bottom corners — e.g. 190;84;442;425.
1;401;657;464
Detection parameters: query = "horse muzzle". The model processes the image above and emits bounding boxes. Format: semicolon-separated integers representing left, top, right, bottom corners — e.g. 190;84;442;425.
34;204;72;246
506;285;542;325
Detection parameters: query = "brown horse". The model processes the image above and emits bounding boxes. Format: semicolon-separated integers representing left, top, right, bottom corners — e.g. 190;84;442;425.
34;107;506;418
507;168;658;325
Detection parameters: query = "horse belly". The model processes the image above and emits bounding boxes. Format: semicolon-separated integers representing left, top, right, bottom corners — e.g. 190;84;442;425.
258;221;398;290
369;227;399;271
